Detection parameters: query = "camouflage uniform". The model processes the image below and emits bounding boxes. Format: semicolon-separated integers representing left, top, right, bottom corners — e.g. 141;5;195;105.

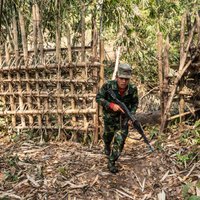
96;79;138;163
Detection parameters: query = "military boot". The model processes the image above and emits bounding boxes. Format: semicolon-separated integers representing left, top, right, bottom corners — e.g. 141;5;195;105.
104;144;111;156
108;160;118;173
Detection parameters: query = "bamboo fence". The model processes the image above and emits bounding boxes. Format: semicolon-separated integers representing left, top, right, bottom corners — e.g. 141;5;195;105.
158;12;200;132
0;3;104;143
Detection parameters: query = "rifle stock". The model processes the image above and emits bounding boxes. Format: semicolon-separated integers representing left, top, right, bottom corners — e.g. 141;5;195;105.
107;88;154;152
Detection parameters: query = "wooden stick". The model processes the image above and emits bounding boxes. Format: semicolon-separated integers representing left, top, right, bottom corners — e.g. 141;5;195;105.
0;108;96;115
0;62;101;71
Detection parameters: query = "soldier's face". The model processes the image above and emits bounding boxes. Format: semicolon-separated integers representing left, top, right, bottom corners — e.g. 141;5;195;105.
116;77;130;89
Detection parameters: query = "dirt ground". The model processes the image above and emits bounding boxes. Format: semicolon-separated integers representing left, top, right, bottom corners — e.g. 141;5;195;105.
0;130;199;200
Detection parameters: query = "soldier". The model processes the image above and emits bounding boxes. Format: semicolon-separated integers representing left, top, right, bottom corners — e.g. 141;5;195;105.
96;63;138;173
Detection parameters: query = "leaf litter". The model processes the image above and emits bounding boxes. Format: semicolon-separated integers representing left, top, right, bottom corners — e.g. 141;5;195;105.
0;129;199;200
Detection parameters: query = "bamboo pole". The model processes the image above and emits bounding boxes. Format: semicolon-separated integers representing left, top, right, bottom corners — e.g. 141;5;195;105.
56;0;61;62
0;109;96;115
80;1;88;142
32;4;38;58
98;39;105;136
160;23;196;133
12;13;19;59
9;126;95;131
18;10;28;62
163;36;169;112
0;91;96;98
56;64;64;139
66;23;72;62
179;14;187;122
0;62;101;71
5;37;16;126
92;13;99;144
157;31;164;115
92;11;97;60
81;0;86;62
35;3;44;62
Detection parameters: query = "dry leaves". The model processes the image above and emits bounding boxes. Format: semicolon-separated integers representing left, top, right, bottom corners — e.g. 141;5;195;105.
0;130;199;199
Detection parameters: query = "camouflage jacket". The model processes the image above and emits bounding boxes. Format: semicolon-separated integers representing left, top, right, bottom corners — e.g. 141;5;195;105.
96;80;138;120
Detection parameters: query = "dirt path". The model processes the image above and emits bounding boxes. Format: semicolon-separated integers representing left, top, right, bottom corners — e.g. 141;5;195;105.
0;132;199;199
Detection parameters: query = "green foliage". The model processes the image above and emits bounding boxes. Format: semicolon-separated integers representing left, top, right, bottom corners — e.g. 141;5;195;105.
176;151;197;166
182;183;200;200
180;121;200;145
4;170;18;182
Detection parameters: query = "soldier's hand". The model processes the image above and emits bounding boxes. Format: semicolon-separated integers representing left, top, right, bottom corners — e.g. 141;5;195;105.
112;104;124;113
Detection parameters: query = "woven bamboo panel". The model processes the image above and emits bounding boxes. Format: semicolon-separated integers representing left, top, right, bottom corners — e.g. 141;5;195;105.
0;51;101;140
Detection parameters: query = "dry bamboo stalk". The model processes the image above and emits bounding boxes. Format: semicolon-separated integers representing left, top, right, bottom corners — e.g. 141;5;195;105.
13;12;26;127
180;13;186;65
81;1;86;62
25;71;34;125
1;78;96;83
19;10;28;62
35;71;42;127
0;91;96;98
99;39;104;87
157;31;164;115
12;13;19;59
163;36;169;114
80;1;87;142
56;0;61;62
16;71;26;127
56;64;63;136
8;72;16;126
66;23;72;62
69;61;77;141
98;39;105;135
92;11;98;60
91;13;99;143
0;44;6;120
0;109;96;115
5;40;16;126
7;126;94;131
35;3;44;61
42;70;50;126
5;40;10;65
168;108;200;121
0;62;101;71
93;69;99;144
160;22;196;133
179;14;186;122
32;4;38;57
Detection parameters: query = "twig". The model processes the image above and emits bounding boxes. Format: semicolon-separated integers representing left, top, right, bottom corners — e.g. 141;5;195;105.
132;171;146;192
115;189;135;200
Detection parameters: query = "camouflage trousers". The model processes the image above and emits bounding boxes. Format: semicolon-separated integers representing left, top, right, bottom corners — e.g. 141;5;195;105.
103;114;128;162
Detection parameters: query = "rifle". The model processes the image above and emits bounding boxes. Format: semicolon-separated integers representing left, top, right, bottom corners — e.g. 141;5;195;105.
107;88;154;152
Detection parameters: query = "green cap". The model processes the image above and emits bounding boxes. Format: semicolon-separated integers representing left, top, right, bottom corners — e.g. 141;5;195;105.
117;63;132;79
